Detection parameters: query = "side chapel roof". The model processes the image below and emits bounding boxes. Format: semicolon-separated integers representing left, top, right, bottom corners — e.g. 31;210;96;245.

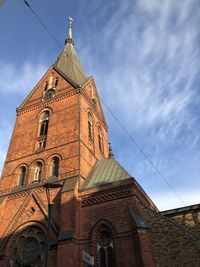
82;156;131;190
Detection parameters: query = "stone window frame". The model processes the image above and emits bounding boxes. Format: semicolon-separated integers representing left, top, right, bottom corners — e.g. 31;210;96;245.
15;164;28;188
33;162;42;182
5;222;47;267
30;159;44;184
36;108;52;150
90;220;116;267
47;154;62;178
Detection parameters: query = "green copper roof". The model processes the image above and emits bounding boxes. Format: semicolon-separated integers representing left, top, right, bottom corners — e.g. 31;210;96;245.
82;157;131;190
54;18;86;86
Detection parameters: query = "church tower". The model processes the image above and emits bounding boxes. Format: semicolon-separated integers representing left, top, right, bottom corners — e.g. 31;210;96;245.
0;19;157;267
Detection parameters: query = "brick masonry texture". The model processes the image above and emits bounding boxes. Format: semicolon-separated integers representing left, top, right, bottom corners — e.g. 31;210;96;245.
0;59;199;267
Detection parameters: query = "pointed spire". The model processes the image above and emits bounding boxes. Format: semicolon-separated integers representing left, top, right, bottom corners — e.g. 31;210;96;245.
65;17;74;45
108;143;114;158
54;17;86;86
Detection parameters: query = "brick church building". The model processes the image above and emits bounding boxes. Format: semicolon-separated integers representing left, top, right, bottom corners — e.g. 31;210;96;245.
0;19;200;267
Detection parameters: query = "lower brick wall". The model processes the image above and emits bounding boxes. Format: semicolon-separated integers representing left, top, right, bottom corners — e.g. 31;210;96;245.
141;204;200;266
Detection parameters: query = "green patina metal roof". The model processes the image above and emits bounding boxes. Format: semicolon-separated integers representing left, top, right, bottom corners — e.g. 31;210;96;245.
82;156;131;190
54;19;86;86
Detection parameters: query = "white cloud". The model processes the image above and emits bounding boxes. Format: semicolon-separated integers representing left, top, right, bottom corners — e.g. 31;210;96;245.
0;61;47;95
81;0;200;209
93;0;200;138
0;61;47;176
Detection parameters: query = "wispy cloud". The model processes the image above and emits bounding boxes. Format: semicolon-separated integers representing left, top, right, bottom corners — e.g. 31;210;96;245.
0;0;199;209
95;0;200;134
0;61;47;95
0;61;47;176
80;0;200;209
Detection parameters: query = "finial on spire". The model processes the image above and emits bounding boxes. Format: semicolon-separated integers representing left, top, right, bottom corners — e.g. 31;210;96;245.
65;16;74;45
108;143;114;158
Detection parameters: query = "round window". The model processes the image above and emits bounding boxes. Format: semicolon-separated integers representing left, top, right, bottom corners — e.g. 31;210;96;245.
7;226;46;267
20;238;39;265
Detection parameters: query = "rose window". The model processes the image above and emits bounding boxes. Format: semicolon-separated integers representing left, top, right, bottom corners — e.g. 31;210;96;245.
8;226;46;267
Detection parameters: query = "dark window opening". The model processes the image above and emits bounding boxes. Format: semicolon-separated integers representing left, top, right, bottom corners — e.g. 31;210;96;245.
18;167;26;186
98;126;103;152
99;248;106;267
40;121;48;136
92;98;96;107
37;111;49;150
98;225;115;267
107;246;114;267
88;112;93;140
44;82;48;90
51;158;59;177
54;78;58;87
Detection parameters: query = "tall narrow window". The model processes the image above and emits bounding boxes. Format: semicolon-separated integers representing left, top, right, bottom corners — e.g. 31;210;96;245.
99;248;106;267
39;111;49;136
44;82;48;90
54;77;58;87
51;157;59;177
98;126;103;152
37;111;50;149
97;225;115;267
18;167;26;187
107;246;114;267
34;163;42;181
88;112;93;140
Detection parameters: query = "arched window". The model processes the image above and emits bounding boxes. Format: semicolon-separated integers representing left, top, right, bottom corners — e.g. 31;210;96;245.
39;111;49;136
18;166;26;187
88;112;93;140
51;157;59;177
37;111;50;149
34;163;42;181
97;225;115;267
98;126;103;152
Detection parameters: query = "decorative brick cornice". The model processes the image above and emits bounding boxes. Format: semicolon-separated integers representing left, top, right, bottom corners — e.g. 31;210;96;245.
0;179;65;199
7;189;32;200
81;189;132;207
17;89;80;115
0;188;12;196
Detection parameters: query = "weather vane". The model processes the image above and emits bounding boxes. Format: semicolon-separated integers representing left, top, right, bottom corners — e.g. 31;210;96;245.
66;16;74;44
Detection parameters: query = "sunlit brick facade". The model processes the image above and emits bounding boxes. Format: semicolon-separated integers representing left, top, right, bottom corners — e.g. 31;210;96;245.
0;20;200;267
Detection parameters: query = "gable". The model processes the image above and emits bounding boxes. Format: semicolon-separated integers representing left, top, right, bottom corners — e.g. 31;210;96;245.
19;66;77;110
82;77;108;129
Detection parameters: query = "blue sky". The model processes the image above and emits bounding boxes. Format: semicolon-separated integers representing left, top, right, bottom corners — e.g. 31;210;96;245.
0;0;200;210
